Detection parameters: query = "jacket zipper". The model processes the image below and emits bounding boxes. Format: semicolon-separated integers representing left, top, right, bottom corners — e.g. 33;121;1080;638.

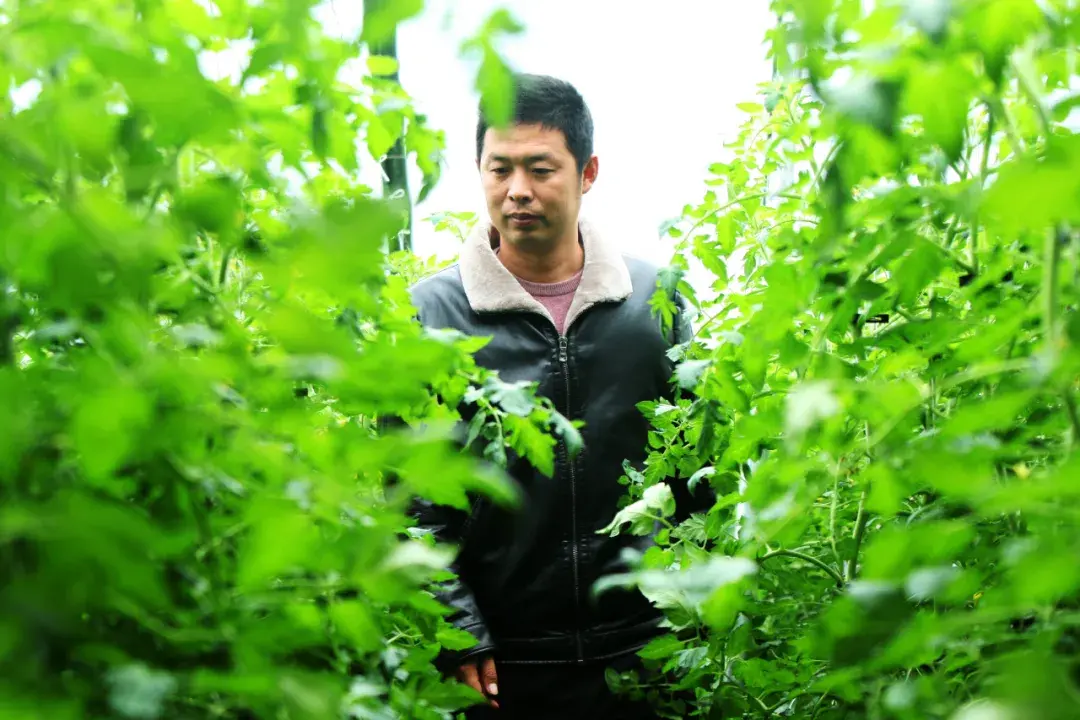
558;333;585;663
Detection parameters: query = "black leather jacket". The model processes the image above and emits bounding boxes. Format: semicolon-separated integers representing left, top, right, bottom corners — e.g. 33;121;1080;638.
409;220;702;666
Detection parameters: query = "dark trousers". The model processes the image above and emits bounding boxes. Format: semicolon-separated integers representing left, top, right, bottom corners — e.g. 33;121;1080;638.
464;652;658;720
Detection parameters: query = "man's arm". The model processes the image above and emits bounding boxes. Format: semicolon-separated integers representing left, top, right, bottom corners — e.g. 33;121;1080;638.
411;492;500;706
396;296;500;705
381;410;500;706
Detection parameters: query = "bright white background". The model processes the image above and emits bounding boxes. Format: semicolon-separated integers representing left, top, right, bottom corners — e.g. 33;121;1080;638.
319;0;776;264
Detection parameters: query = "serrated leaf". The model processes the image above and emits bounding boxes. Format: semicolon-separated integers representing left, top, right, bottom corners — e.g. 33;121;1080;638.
505;414;555;477
550;411;584;457
637;633;684;660
436;626;480;652
688;466;716;494
598;483;675;537
675;360;710;391
488;378;535;416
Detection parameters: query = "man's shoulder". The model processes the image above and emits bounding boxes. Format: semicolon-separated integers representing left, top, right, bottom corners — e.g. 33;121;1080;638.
620;253;661;274
407;263;472;325
619;253;666;289
409;263;464;302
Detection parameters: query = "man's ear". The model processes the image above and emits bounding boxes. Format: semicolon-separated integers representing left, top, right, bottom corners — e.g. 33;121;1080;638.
581;155;599;194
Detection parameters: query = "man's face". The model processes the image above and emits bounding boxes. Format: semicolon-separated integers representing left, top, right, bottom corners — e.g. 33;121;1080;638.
478;123;598;250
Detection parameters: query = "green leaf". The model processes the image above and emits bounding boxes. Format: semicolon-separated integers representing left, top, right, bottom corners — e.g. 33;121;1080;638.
742;341;767;392
436;626;480;652
71;381;151;481
688;466;716;494
896;239;946;308
637;633;684;660
366;55;399;76
940;391;1034;439
329;601;382;654
550;412;584;457
598;483;676;537
84;44;237;145
505;414;556;477
487;378;535;416
475;46;514;128
675;359;710;391
237;499;320;590
963;0;1044;83
903;59;976;162
984;135;1080;236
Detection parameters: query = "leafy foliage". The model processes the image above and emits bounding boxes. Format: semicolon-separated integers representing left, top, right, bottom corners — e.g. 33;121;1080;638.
5;0;1080;718
607;1;1080;718
0;1;553;718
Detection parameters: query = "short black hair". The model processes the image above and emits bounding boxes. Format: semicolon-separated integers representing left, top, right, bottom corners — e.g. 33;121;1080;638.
475;73;594;174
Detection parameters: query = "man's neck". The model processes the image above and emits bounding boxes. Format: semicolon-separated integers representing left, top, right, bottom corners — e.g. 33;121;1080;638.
495;226;584;284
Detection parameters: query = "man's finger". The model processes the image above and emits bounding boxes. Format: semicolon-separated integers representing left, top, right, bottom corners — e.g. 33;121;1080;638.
480;655;499;698
479;655;499;709
458;661;482;695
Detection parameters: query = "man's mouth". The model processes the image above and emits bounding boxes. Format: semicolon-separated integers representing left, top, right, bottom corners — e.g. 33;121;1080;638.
508;213;541;227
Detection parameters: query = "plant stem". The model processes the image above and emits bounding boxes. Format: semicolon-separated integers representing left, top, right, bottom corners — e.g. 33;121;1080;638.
829;471;840;568
218;245;235;289
863;358;1034;454
1045;226;1063;348
1066;394;1080;450
0;271;15;367
682;190;803;240
990;96;1025;153
1045;225;1080;447
1014;59;1053;136
721;680;773;716
969;104;995;273
847;491;868;582
760;549;846;588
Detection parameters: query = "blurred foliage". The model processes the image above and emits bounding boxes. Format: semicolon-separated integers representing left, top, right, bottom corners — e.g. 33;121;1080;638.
0;0;552;718
606;0;1080;718
6;0;1080;718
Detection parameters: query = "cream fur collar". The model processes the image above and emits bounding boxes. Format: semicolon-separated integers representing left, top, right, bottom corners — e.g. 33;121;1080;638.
458;218;633;331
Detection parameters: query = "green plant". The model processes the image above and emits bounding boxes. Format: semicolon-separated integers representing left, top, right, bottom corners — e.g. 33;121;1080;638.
606;1;1080;717
0;1;557;718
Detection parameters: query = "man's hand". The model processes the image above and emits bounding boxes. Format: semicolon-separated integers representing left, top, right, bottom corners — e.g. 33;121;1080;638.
456;655;499;709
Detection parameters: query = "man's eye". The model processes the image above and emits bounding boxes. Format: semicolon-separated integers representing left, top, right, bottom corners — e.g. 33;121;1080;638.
533;168;553;176
491;167;509;175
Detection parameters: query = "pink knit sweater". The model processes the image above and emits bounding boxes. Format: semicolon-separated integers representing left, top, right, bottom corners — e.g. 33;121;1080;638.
514;270;582;335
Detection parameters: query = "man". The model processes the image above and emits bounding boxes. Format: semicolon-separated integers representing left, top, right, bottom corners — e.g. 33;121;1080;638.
408;74;704;719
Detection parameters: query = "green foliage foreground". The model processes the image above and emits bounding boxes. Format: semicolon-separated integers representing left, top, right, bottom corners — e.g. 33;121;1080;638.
1;0;1079;719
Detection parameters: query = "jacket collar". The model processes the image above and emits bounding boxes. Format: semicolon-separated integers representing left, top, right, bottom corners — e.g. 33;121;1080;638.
458;217;634;328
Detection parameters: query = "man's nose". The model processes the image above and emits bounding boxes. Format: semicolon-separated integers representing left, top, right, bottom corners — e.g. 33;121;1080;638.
507;169;533;203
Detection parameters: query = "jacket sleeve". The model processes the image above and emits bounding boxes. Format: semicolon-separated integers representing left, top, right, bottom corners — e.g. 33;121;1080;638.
409;490;495;670
390;295;495;669
667;291;717;523
381;410;495;672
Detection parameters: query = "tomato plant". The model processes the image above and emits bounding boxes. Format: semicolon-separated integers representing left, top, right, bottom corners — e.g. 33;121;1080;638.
0;1;550;718
607;1;1080;718
4;1;1079;719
